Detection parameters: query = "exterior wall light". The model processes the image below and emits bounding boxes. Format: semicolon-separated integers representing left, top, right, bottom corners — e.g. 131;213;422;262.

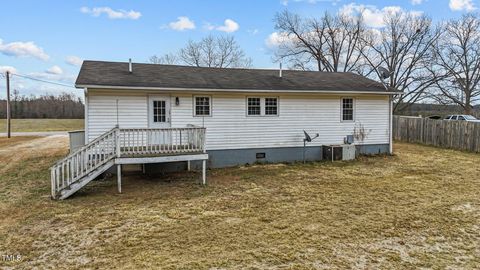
175;97;180;106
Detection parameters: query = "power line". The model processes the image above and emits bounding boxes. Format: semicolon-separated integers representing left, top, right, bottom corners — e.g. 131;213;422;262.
10;73;76;89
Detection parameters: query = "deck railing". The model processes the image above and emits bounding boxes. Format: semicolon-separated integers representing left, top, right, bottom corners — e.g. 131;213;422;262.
119;127;206;156
50;126;206;198
50;127;118;198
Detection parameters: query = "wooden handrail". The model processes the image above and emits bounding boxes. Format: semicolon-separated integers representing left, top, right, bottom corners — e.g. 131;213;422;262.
51;126;207;199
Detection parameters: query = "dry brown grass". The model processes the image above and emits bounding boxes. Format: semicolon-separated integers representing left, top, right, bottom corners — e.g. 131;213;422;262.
0;119;84;132
0;138;479;269
0;136;39;148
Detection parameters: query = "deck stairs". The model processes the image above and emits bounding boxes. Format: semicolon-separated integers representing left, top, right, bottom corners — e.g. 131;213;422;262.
50;127;206;200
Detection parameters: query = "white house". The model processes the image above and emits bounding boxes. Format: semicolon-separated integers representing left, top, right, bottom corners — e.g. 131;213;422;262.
50;60;401;199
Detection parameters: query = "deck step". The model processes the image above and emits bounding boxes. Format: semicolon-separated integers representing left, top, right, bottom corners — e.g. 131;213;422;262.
57;160;115;200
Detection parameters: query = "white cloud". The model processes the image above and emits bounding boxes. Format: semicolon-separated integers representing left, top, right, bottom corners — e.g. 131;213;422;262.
411;0;423;5
216;19;240;33
265;32;296;48
46;65;63;75
449;0;476;11
0;39;49;61
248;29;260;35
80;6;141;20
168;16;196;31
29;71;76;83
205;19;240;33
339;4;422;28
0;66;17;74
65;56;83;66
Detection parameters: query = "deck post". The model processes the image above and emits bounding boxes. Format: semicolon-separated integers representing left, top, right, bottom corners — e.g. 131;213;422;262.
187;160;191;171
202;160;206;185
117;164;122;193
115;127;121;158
142;164;146;174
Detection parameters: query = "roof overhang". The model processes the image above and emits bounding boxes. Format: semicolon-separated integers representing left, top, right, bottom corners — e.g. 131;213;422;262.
76;84;403;95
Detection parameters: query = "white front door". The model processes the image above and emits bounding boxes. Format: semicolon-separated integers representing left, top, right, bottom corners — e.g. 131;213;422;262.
148;96;171;145
148;96;171;128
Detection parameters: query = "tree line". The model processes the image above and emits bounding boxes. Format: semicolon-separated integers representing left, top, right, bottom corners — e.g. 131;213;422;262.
0;91;84;119
151;11;480;114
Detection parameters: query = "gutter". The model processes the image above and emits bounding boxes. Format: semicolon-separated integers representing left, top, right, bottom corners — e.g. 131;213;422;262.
75;84;403;95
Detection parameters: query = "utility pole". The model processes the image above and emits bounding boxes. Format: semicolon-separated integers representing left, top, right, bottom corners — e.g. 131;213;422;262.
6;71;11;138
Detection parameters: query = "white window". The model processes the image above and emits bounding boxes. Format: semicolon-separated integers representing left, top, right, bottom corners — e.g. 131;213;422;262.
342;98;354;121
247;97;261;115
153;100;166;123
246;97;278;116
194;96;211;116
265;98;278;115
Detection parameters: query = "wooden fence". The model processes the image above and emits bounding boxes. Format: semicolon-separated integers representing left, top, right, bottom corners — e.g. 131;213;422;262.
393;116;480;152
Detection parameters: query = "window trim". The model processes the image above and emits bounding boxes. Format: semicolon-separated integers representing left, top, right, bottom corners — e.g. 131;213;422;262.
246;97;262;117
264;97;279;116
193;95;212;117
152;100;167;123
245;96;279;117
340;97;355;122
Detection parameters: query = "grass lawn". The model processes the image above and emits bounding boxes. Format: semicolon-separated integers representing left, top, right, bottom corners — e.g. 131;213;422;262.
0;136;479;269
0;119;84;132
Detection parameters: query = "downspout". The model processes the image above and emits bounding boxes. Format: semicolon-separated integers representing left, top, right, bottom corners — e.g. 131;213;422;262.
389;95;393;154
84;88;89;143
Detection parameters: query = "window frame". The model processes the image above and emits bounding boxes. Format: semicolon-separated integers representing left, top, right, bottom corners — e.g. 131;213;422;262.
152;100;167;123
264;97;279;116
193;95;212;117
245;96;279;117
247;97;262;116
340;97;355;122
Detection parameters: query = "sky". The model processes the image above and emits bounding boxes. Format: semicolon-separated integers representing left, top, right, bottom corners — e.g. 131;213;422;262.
0;0;477;98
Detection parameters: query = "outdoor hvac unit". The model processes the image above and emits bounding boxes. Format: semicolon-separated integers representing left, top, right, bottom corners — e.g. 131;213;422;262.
323;144;356;161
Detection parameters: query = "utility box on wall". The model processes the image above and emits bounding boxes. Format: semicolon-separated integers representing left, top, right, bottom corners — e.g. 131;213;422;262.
68;130;85;153
323;145;356;161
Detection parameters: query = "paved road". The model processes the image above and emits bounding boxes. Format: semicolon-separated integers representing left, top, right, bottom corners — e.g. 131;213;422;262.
0;131;68;137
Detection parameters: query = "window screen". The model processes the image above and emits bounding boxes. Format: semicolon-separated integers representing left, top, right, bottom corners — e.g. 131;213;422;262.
195;96;210;116
342;98;354;121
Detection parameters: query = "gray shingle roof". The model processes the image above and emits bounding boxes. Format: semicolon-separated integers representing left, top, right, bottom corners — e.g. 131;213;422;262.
75;60;400;94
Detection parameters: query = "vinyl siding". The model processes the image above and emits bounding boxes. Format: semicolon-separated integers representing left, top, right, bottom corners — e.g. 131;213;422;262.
86;89;390;149
87;93;147;142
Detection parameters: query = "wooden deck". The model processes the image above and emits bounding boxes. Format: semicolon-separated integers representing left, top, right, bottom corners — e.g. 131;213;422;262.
50;127;207;199
119;144;203;157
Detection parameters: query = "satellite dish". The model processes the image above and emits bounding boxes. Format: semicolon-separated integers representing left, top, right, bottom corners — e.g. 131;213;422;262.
377;67;392;90
304;130;312;142
303;130;319;163
377;67;391;80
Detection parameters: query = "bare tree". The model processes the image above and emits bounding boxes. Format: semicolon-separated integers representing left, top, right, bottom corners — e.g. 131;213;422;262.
429;14;480;114
150;35;252;68
149;53;179;65
361;12;441;112
273;10;366;72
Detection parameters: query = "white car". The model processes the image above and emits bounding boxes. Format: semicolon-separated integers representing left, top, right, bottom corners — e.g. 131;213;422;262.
444;115;480;122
